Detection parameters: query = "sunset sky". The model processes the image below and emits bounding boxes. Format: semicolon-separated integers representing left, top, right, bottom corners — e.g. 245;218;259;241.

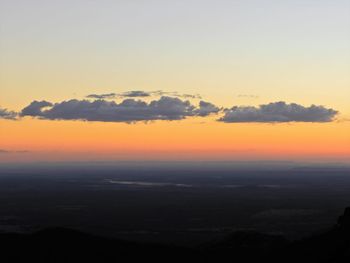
0;0;349;163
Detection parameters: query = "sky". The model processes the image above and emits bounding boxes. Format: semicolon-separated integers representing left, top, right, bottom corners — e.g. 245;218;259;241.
0;0;349;163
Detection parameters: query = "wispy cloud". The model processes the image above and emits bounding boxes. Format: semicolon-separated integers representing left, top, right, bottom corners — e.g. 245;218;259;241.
86;90;202;100
152;91;202;99
237;94;259;99
86;93;117;99
0;107;18;120
0;149;30;154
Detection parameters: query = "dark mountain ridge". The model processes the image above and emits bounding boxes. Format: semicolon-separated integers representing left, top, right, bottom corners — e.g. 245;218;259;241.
2;208;350;263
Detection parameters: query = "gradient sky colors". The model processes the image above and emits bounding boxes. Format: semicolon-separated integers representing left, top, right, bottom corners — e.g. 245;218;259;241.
0;0;349;163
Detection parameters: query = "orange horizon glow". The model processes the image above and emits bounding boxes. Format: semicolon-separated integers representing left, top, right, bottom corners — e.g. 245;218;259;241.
1;117;349;163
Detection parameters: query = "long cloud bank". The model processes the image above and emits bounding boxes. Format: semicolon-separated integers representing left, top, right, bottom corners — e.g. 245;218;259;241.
1;92;338;124
21;97;220;122
219;101;338;123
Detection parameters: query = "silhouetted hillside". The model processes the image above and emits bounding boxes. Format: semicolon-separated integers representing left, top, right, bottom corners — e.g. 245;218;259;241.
2;208;350;263
270;207;350;263
0;227;199;263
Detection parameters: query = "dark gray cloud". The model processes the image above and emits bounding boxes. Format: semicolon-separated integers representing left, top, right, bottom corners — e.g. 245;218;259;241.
21;101;53;117
121;91;151;97
21;97;217;123
20;97;339;124
219;101;338;123
195;101;221;116
0;107;18;120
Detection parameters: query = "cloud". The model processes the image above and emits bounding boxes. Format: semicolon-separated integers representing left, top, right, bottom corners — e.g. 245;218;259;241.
86;91;151;99
195;101;221;116
121;91;151;97
153;91;202;99
86;90;202;100
21;101;53;117
219;101;338;123
237;94;259;99
0;107;18;120
86;93;117;99
0;149;29;154
19;97;339;124
21;97;218;123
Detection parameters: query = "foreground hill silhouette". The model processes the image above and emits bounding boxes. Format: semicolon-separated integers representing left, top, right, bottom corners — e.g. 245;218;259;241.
1;208;350;263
